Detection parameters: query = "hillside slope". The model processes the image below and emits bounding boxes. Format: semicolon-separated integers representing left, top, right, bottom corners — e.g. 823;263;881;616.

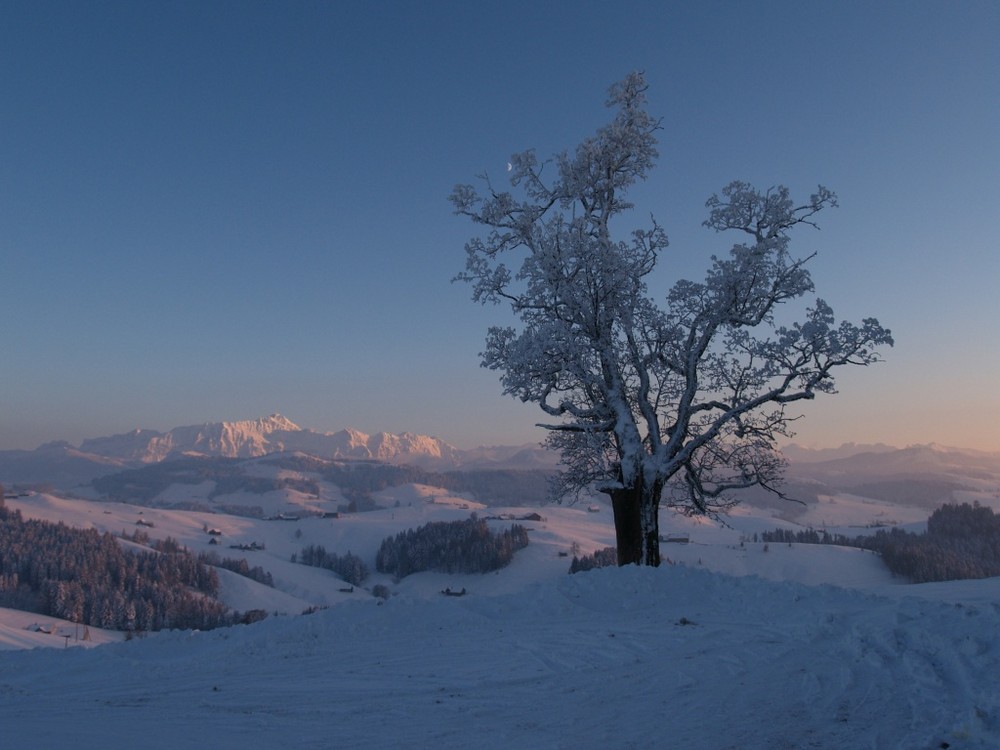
0;564;997;749
3;481;1000;747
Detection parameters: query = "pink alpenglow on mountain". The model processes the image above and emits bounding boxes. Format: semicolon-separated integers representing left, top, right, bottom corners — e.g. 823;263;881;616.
77;414;464;467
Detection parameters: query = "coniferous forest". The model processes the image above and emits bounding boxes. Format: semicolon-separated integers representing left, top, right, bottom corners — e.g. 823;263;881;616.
761;503;1000;583
198;550;275;588
0;504;249;631
568;547;618;574
295;545;369;586
375;518;529;579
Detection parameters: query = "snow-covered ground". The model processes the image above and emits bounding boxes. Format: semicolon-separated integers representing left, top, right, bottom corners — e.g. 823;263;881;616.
1;489;999;748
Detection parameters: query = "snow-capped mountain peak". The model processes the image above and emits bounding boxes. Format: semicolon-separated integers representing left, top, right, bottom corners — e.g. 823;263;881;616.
75;416;462;467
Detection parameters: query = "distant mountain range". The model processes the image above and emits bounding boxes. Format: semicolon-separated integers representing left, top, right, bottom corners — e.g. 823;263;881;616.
784;442;1000;483
77;413;466;466
0;414;559;489
2;415;999;516
777;443;899;462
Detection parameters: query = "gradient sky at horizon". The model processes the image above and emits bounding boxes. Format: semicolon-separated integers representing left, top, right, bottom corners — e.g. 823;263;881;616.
2;1;998;452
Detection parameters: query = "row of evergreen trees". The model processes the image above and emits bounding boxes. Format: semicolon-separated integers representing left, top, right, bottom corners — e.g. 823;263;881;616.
568;547;618;574
294;545;369;586
198;551;275;587
761;502;1000;583
375;518;529;579
0;505;255;631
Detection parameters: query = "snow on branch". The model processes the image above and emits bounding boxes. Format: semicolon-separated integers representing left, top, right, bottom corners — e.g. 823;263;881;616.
452;73;892;563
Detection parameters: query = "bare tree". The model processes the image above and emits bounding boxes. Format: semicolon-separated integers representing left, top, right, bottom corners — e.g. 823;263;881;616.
451;73;892;566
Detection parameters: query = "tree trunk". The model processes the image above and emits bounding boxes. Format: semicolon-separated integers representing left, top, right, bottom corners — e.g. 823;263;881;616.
610;482;661;567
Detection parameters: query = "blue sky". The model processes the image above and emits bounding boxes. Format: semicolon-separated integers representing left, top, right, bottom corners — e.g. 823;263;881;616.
1;1;997;452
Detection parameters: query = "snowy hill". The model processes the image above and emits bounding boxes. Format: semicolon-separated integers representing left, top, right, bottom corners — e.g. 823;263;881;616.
0;440;131;486
2;485;1000;747
81;451;554;513
1;549;998;747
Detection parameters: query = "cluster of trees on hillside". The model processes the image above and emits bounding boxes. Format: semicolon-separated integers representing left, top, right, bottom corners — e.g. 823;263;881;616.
294;545;369;586
762;503;1000;583
198;551;274;587
0;505;249;631
568;547;618;574
376;518;529;579
130;535;274;588
759;528;846;546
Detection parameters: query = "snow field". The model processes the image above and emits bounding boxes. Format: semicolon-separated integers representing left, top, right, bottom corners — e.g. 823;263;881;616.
2;487;1000;747
1;565;998;748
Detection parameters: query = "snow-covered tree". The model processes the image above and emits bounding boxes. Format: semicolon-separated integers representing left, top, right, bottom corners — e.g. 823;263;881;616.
451;73;892;566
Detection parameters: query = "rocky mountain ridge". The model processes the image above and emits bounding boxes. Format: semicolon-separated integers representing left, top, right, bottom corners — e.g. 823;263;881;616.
4;416;999;511
0;415;559;489
77;414;465;467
